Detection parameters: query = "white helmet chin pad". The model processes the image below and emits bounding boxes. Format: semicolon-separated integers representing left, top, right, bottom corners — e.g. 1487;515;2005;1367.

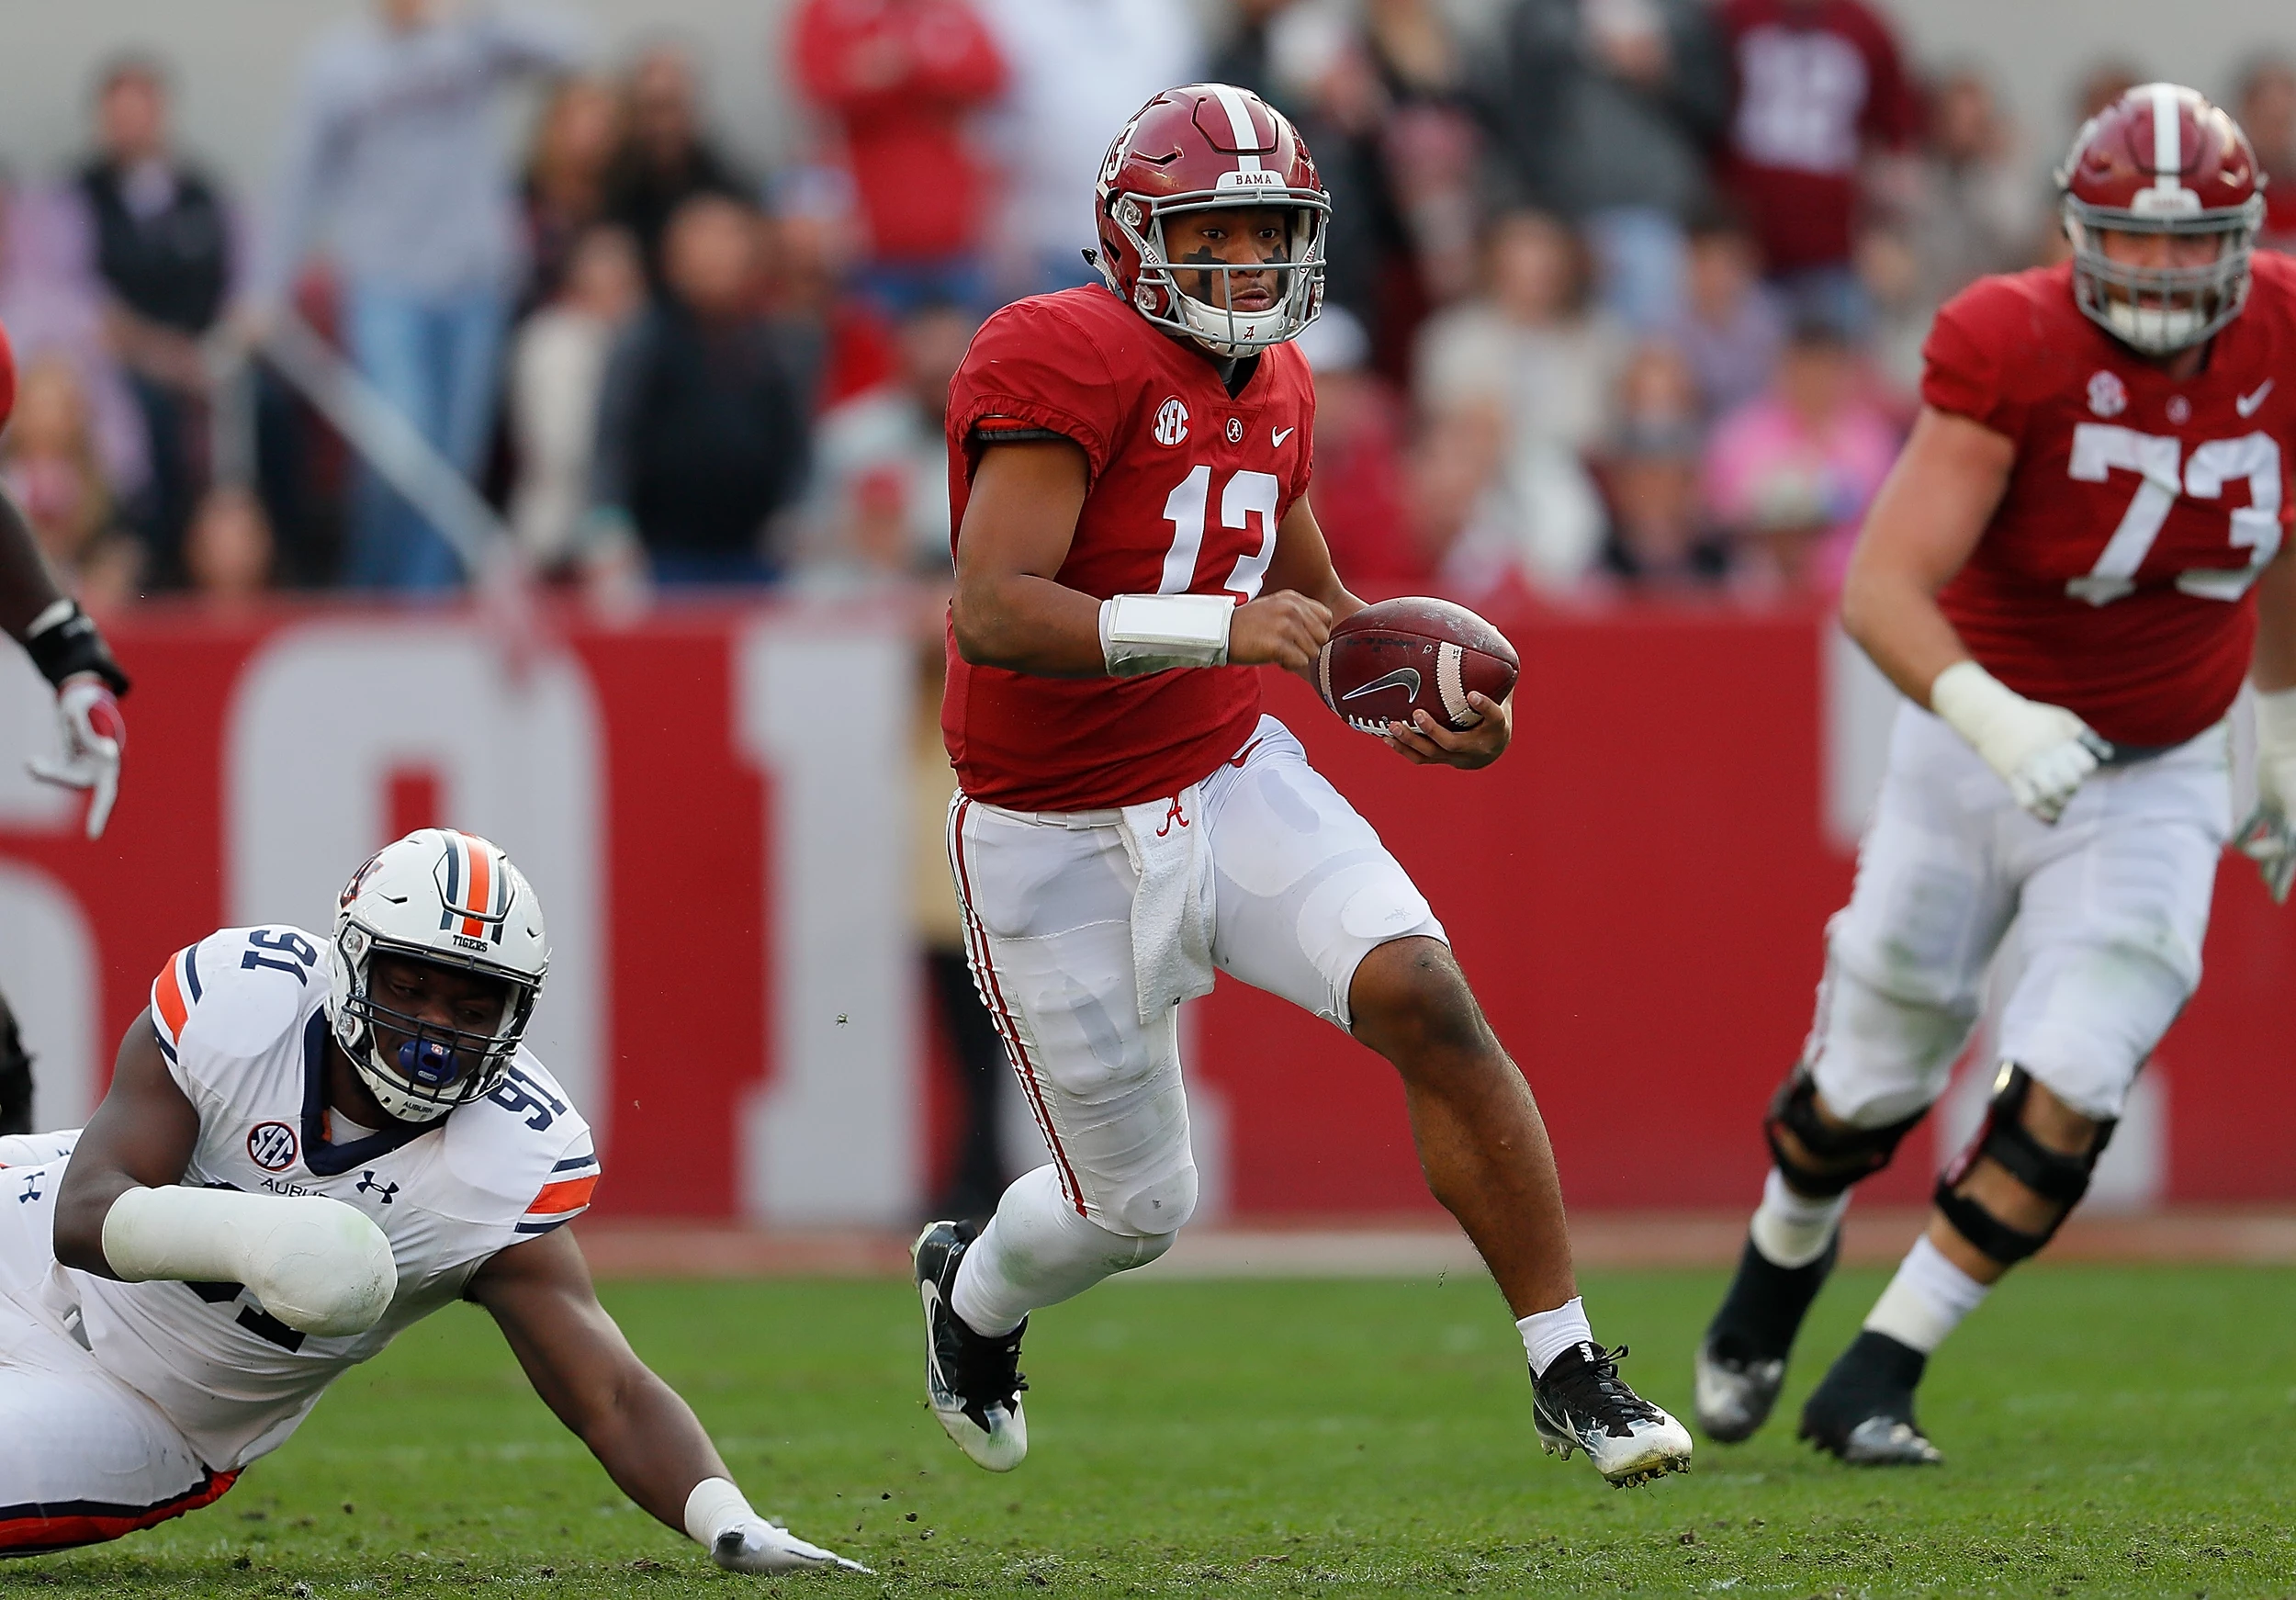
2099;297;2208;352
326;829;549;1124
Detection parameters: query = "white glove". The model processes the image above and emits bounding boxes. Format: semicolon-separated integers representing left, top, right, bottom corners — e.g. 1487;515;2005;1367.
2235;683;2296;903
27;672;125;839
686;1478;871;1576
1930;660;2112;825
101;1186;398;1337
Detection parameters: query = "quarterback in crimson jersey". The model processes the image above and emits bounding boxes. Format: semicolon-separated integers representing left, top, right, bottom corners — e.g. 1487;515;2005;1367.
916;84;1694;1489
1696;84;2296;1464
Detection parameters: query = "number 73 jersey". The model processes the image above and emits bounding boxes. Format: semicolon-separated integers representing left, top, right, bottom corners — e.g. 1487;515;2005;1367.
942;285;1316;811
67;925;598;1471
1928;254;2296;749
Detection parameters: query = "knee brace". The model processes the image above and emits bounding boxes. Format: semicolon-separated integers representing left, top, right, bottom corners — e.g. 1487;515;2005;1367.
1933;1063;2116;1267
1763;1069;1927;1199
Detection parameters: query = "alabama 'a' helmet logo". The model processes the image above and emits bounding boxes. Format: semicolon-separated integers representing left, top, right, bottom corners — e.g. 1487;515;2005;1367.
1154;398;1189;446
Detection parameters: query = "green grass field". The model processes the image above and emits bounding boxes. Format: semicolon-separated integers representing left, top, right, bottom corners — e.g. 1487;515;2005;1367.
11;1265;2293;1597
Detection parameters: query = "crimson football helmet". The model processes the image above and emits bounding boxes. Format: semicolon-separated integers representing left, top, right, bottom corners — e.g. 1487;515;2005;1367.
2058;82;2267;354
1092;84;1327;356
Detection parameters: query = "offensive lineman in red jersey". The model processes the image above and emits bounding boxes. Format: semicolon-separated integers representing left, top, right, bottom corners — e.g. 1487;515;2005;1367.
910;85;1694;1488
1694;84;2296;1464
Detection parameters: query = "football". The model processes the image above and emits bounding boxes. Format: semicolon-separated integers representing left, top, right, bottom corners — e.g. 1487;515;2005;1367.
1314;597;1520;735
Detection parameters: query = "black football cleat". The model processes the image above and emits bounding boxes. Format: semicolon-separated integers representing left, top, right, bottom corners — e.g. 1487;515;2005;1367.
1533;1342;1693;1486
913;1219;1028;1470
1694;1230;1840;1442
1798;1329;1944;1465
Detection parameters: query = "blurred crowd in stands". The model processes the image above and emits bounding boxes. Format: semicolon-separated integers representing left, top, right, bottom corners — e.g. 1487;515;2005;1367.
6;0;2296;617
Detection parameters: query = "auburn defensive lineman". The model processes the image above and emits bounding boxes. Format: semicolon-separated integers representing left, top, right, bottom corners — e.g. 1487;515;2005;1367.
0;829;862;1572
0;316;130;1132
1694;85;2296;1463
911;84;1692;1487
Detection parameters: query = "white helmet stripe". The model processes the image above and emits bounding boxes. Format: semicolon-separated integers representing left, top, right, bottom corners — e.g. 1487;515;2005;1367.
2152;81;2183;190
1210;83;1265;174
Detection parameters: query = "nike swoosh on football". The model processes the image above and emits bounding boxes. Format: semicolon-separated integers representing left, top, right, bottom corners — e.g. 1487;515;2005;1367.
2239;379;2274;417
1272;426;1295;446
1340;667;1421;702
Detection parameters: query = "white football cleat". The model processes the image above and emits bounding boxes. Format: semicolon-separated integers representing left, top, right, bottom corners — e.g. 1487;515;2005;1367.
1532;1342;1694;1487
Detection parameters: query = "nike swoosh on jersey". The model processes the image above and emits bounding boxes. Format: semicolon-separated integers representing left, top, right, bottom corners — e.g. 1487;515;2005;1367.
2239;379;2274;416
1341;667;1421;702
1272;426;1295;446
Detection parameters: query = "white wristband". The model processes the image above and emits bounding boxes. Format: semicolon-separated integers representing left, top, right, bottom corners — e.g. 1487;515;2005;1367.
683;1477;754;1547
1098;593;1232;676
102;1185;397;1337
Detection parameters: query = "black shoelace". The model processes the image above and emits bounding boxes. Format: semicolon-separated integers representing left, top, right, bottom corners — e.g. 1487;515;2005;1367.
1548;1343;1660;1433
953;1324;1028;1422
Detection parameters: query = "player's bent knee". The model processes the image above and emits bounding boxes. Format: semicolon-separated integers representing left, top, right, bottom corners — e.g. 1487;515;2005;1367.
1764;1068;1928;1198
1106;1161;1197;1239
1934;1063;2114;1266
1348;937;1487;1060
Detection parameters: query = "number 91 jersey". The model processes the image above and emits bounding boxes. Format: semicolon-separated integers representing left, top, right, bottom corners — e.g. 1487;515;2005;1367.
68;925;598;1471
943;285;1316;812
1929;253;2296;749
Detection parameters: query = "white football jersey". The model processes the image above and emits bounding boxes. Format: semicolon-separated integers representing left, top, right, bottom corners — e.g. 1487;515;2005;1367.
67;925;598;1470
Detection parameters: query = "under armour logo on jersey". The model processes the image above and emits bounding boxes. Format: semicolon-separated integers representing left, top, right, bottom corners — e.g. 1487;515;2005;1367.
1154;399;1189;446
356;1171;400;1205
2087;370;2128;418
17;1172;40;1204
1155;795;1190;837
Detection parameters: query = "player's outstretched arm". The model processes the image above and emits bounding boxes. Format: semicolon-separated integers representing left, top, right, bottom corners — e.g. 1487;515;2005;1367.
1844;406;2103;825
467;1228;868;1576
0;486;63;644
53;1012;396;1335
951;438;1334;678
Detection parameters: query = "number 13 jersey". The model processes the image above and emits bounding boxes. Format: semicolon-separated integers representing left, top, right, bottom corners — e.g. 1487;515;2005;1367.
69;927;598;1470
942;284;1317;811
1927;253;2296;749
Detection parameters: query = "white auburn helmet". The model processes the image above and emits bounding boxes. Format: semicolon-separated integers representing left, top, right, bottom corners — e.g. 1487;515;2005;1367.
326;828;548;1123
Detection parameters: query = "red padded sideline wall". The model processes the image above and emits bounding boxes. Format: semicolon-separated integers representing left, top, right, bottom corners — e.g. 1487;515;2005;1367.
0;598;2286;1217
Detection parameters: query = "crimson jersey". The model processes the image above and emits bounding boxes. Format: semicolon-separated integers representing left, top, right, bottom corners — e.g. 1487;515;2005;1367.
942;285;1315;810
1928;254;2296;748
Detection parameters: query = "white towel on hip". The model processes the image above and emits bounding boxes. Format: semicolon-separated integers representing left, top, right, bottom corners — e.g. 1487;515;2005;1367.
1116;785;1217;1023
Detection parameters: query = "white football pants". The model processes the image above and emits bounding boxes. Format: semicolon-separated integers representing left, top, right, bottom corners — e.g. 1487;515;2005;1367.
1807;705;2230;1128
0;1153;237;1555
947;716;1442;1324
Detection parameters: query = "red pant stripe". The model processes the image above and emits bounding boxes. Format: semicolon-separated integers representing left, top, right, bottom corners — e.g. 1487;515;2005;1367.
949;798;1087;1216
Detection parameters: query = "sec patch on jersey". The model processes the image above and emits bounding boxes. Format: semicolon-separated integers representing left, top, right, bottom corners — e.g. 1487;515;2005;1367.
1316;598;1519;735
